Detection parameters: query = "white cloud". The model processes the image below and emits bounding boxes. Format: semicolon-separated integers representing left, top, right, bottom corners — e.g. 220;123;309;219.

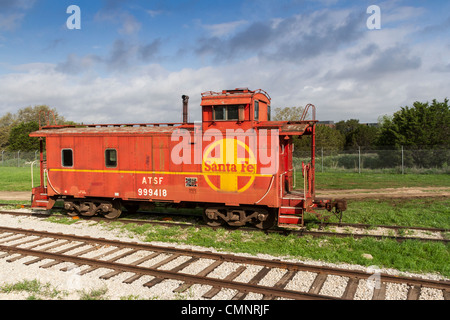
202;20;248;37
0;3;448;126
1;39;448;127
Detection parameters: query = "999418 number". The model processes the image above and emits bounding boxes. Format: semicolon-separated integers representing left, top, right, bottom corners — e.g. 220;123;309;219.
138;188;168;197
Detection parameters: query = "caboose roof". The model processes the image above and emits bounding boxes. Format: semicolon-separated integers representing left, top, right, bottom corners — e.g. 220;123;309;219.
29;124;192;137
201;88;271;106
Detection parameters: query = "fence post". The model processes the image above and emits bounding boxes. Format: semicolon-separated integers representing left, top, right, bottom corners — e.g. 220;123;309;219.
17;150;20;167
321;147;324;173
401;145;404;175
358;146;361;174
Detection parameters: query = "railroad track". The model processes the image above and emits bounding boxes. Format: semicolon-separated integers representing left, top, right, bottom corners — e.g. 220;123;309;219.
0;206;448;244
0;225;448;300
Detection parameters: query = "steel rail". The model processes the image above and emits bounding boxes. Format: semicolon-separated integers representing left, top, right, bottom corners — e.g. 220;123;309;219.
0;208;448;244
0;226;449;292
0;230;335;300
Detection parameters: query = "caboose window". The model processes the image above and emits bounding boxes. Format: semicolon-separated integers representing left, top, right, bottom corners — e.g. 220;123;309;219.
213;105;241;121
254;101;259;121
62;149;73;167
227;106;239;120
214;106;225;120
268;105;271;121
105;149;117;168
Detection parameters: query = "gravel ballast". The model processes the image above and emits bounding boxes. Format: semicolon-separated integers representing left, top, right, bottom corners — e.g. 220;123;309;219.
0;213;447;300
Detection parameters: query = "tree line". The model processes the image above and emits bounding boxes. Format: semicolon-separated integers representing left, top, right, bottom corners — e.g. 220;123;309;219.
1;99;449;167
277;99;449;168
0;105;69;151
274;99;449;149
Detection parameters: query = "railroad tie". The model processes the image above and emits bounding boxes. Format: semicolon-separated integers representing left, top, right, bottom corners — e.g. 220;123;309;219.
232;267;271;300
143;254;182;288
6;239;55;262
341;278;359;300
173;260;223;293
264;270;297;300
122;252;162;284
76;247;124;275
0;235;28;245
40;243;87;268
309;273;327;295
23;240;71;265
97;249;139;279
372;282;387;300
202;265;246;299
406;285;422;300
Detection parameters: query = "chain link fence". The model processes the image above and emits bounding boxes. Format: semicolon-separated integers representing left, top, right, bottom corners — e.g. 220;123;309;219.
1;147;449;174
296;146;449;174
0;151;40;168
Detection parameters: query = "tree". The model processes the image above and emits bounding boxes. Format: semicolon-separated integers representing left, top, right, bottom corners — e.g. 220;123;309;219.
377;99;449;147
294;125;345;156
0;105;69;151
0;112;15;149
273;107;304;121
15;105;66;126
273;107;345;155
335;119;379;149
7;121;40;151
377;99;449;167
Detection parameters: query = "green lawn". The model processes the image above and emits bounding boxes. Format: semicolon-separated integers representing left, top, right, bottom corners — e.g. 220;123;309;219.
312;172;450;190
0;167;40;191
1;167;448;277
2;166;449;192
307;197;450;229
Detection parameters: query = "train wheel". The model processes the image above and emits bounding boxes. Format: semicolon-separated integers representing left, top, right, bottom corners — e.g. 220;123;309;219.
252;209;277;230
103;200;122;219
82;202;97;217
65;208;79;217
203;208;224;227
64;200;80;217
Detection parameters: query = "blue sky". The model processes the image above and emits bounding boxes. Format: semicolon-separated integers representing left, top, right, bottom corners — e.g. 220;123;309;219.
0;0;449;124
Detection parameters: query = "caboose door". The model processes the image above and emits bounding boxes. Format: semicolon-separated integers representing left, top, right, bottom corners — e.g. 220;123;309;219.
281;138;294;195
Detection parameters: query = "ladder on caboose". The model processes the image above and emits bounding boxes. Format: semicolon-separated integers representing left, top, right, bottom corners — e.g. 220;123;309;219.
30;138;50;209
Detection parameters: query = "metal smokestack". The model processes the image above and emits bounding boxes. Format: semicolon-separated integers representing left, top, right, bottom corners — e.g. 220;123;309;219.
182;95;189;124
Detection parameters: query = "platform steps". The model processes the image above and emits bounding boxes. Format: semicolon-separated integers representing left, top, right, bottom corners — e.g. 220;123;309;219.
31;186;49;209
279;193;305;225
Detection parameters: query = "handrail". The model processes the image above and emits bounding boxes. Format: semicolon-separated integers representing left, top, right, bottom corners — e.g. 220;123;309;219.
39;110;58;129
300;104;316;121
30;160;38;189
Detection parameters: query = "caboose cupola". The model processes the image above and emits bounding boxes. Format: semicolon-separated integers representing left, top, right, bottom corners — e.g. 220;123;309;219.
200;88;271;130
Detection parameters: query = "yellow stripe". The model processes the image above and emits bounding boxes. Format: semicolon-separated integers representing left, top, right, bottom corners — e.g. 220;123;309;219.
51;168;272;177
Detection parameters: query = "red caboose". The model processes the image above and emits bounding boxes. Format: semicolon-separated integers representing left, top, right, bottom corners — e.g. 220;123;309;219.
30;88;346;229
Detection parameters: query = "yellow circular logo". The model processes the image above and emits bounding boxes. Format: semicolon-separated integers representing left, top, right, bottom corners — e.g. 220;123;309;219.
202;138;257;193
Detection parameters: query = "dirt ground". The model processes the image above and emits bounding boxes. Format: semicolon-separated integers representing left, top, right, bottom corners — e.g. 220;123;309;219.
316;186;450;200
0;191;31;201
0;187;449;202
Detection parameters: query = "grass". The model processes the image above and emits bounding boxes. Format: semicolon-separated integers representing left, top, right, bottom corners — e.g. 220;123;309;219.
311;172;450;190
0;279;114;300
0;167;448;277
310;197;450;229
1;166;450;192
0;279;63;300
0;167;40;191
